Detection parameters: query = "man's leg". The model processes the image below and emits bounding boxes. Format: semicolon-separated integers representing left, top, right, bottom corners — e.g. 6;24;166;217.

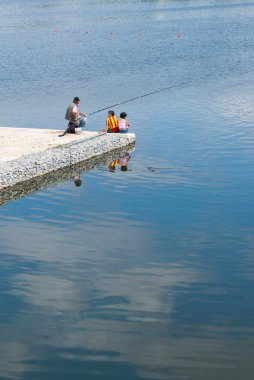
79;117;87;129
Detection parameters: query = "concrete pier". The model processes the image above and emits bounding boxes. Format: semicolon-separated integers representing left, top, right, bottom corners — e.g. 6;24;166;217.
0;127;136;190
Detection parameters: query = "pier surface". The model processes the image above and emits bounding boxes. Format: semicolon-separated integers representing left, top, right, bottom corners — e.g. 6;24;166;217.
0;127;135;190
0;127;98;164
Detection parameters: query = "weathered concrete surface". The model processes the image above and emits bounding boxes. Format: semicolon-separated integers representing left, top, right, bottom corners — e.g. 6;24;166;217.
0;127;98;164
0;127;136;190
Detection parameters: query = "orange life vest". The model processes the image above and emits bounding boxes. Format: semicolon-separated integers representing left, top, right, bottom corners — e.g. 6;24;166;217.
106;116;118;131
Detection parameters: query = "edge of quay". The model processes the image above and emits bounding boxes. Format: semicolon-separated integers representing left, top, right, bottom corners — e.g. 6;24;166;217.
0;130;136;190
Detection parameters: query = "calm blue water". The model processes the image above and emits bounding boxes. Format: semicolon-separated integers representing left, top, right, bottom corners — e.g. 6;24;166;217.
1;1;254;379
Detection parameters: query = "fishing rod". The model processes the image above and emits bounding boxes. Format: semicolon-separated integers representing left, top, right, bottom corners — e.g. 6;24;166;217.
87;84;176;116
59;85;175;137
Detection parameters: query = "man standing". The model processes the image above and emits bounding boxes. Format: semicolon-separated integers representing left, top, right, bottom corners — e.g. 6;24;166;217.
60;97;87;136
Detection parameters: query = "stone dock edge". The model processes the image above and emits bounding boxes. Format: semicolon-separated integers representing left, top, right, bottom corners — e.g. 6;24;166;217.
0;132;136;190
0;144;135;206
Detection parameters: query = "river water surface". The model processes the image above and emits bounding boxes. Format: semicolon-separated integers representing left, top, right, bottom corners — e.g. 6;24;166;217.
1;1;254;379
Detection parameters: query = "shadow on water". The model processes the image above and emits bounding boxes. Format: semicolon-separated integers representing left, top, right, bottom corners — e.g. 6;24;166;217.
0;144;135;207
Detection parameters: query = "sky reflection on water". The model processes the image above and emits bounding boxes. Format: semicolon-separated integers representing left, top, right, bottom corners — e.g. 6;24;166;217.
1;209;254;380
1;155;254;379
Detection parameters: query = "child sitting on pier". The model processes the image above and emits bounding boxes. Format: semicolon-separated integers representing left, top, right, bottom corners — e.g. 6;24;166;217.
103;110;119;133
118;112;129;133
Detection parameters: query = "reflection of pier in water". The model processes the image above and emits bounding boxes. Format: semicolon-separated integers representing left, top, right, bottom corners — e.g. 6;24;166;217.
0;144;135;206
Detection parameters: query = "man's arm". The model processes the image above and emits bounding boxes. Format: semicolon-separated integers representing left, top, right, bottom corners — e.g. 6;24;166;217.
78;111;87;117
72;109;78;123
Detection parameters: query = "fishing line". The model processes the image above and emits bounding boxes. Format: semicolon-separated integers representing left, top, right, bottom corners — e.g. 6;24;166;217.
87;85;175;116
59;85;175;137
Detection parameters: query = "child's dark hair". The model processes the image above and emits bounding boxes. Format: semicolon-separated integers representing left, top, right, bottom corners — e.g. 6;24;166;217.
108;110;115;116
120;112;127;119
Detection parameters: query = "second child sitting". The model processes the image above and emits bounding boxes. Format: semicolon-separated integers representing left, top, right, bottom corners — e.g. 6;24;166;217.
103;110;119;133
118;112;129;133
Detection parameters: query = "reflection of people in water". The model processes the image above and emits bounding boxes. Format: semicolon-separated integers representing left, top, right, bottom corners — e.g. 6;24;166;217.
119;153;130;171
108;159;119;172
108;153;131;172
74;175;82;186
